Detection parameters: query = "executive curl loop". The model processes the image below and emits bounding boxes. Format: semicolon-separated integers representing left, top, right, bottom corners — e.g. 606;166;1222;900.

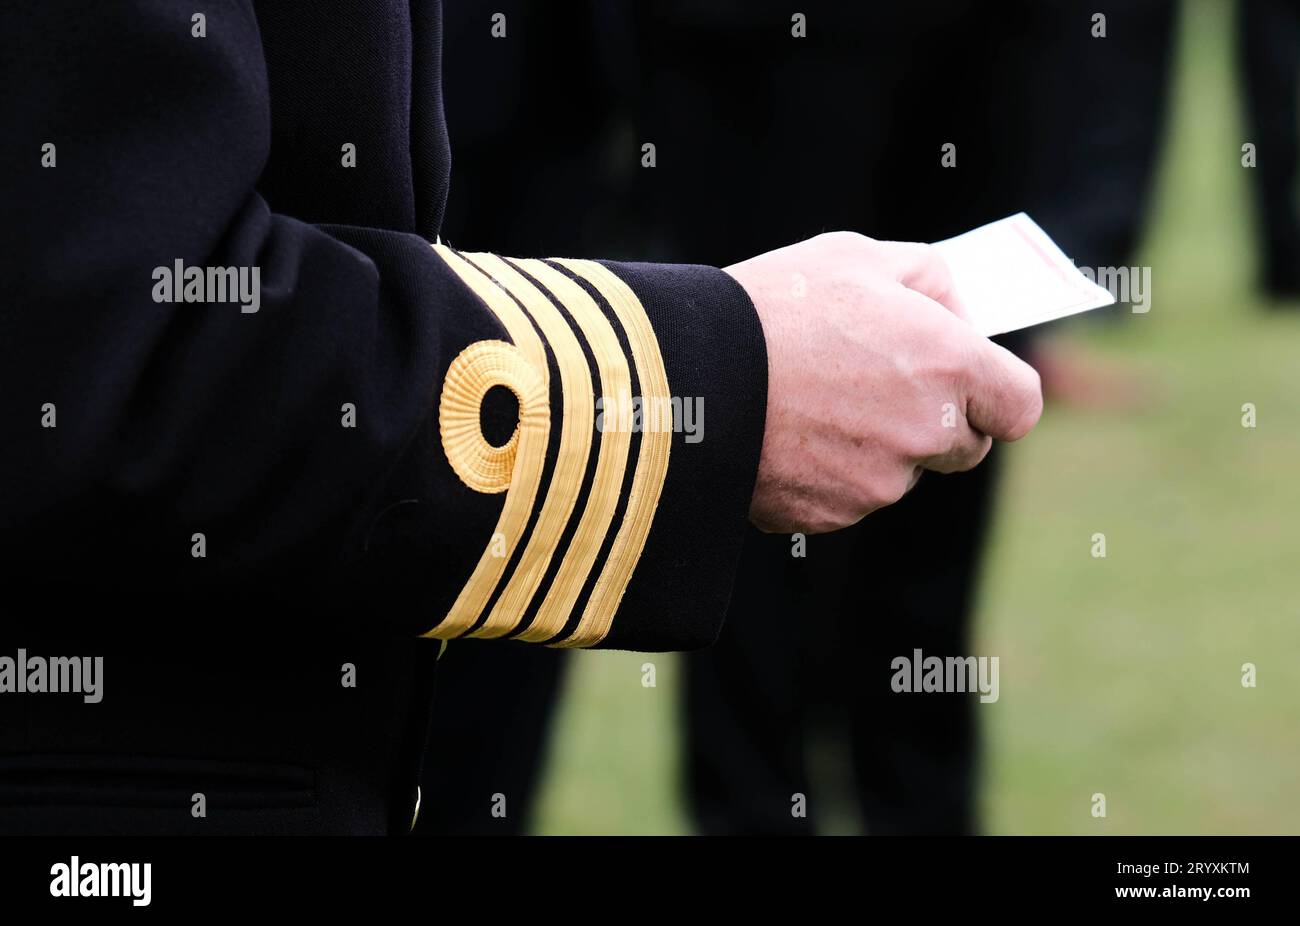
439;340;548;494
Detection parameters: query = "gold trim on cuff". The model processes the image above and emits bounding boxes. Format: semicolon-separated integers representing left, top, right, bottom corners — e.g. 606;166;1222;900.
426;247;670;648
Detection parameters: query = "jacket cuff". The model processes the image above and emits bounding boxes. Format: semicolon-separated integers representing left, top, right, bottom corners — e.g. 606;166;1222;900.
418;248;767;651
591;260;767;650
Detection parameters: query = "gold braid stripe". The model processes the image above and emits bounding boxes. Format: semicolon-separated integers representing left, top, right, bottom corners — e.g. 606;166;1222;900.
550;260;671;648
461;254;597;639
505;258;633;643
426;247;671;648
424;245;549;639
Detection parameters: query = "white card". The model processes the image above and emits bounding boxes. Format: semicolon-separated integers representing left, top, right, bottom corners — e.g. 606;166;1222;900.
931;212;1116;337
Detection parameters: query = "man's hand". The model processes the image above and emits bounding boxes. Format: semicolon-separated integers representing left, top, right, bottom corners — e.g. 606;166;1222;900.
726;232;1043;534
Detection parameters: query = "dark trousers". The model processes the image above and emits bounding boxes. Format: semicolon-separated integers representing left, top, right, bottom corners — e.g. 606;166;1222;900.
1239;0;1300;293
685;456;1001;835
413;640;568;835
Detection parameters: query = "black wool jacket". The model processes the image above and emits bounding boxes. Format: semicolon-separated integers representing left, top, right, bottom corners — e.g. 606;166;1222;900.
0;0;767;834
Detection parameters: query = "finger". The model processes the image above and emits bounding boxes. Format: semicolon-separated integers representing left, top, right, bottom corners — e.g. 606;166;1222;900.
965;340;1043;442
923;426;993;474
884;289;1005;464
879;240;969;321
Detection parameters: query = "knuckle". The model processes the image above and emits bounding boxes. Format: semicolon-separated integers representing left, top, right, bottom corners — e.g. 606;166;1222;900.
943;419;968;457
884;472;913;506
950;337;980;382
863;468;912;509
930;259;958;303
931;332;978;388
930;429;987;474
916;242;949;276
928;415;963;459
815;230;869;251
852;476;890;516
900;241;954;284
899;415;949;463
813;498;857;533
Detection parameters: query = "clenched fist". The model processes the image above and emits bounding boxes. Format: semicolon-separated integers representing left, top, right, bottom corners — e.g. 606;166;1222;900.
726;232;1043;534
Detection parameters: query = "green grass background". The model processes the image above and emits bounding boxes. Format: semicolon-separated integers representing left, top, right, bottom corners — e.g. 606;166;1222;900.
531;0;1300;835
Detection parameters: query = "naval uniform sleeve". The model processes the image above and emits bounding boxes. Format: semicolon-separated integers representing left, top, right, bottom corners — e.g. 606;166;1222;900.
412;251;766;651
0;0;767;652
